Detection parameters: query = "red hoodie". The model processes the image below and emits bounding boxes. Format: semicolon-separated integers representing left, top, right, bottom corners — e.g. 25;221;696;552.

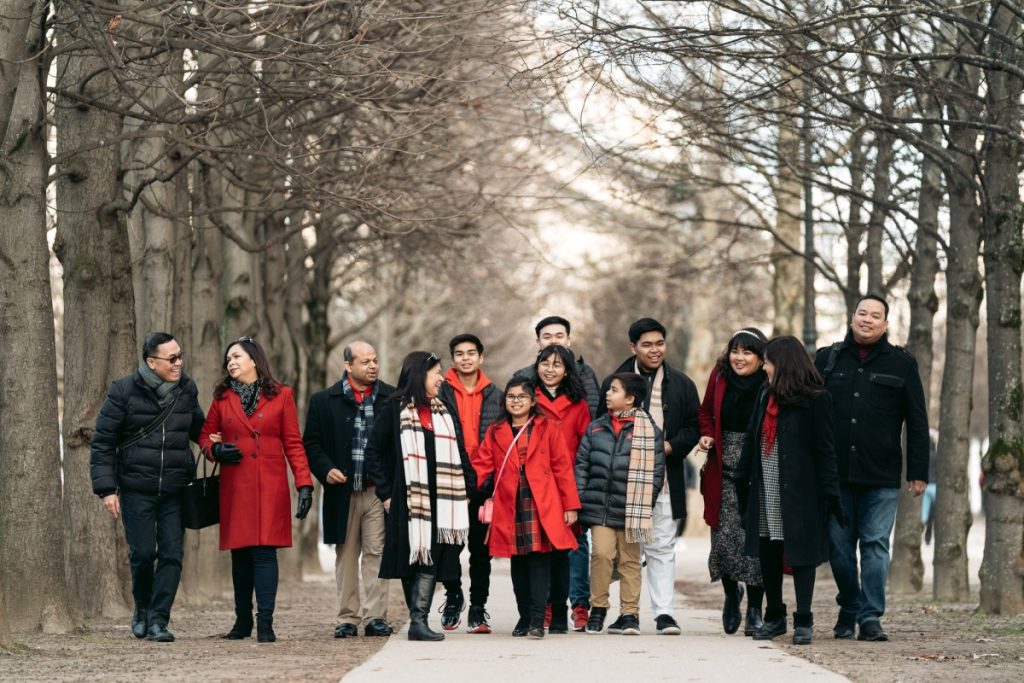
444;367;494;462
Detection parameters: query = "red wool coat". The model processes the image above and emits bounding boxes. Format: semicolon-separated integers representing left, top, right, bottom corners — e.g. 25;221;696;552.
534;390;591;458
199;385;313;550
476;416;581;558
697;367;726;529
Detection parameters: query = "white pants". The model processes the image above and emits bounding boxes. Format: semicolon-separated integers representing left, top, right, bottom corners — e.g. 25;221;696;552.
642;491;678;617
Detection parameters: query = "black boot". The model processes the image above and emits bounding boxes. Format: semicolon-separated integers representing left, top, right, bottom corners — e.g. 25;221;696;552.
548;604;568;634
723;583;745;635
408;571;444;642
224;611;254;639
131;606;148;639
743;606;764;637
753;603;787;640
256;616;275;643
793;611;813;645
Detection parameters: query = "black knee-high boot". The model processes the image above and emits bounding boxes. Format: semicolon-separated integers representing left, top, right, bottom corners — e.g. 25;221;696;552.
226;549;254;639
408;569;444;641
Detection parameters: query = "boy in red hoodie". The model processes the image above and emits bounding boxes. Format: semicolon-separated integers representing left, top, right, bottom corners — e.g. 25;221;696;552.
438;334;503;633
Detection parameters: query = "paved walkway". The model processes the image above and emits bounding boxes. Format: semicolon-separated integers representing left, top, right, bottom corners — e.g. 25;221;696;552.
343;536;848;682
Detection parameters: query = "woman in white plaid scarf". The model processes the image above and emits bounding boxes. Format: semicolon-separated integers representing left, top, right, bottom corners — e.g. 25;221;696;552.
365;352;476;642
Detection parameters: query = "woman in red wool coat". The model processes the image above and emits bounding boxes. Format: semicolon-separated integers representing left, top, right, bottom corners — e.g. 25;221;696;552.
476;376;580;638
199;337;313;644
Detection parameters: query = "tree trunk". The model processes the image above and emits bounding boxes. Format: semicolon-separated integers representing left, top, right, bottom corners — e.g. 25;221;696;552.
0;1;77;633
0;579;13;650
54;2;136;619
771;104;804;337
932;123;982;602
977;1;1024;615
889;118;942;595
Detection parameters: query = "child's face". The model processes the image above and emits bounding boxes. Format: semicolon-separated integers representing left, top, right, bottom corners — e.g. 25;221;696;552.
605;379;635;413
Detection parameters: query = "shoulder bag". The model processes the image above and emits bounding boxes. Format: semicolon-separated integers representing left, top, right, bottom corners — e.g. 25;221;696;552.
181;455;220;530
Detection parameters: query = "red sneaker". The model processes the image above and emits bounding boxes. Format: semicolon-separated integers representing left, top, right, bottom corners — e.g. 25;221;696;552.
572;605;589;632
543;603;552;629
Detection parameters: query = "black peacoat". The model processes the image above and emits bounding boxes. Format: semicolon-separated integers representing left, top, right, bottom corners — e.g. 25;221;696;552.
734;388;841;567
364;395;477;580
303;375;396;545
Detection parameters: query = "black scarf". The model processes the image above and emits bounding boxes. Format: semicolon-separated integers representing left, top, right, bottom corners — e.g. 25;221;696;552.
229;378;262;416
721;368;767;432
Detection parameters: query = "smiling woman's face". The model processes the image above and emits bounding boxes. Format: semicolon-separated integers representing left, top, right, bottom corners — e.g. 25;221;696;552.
226;344;258;384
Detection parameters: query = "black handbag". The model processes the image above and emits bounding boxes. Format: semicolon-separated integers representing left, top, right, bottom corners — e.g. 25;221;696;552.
181;455;220;530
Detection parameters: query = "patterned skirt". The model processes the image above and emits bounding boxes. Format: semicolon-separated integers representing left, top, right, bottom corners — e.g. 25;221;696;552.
708;431;763;585
758;437;784;540
514;465;553;555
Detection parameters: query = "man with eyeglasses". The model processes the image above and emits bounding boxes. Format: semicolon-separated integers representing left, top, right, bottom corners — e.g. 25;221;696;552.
90;331;207;642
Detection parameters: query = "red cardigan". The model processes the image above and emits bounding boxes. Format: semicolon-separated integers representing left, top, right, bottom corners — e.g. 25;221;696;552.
697;367;727;529
476;416;580;558
200;385;312;550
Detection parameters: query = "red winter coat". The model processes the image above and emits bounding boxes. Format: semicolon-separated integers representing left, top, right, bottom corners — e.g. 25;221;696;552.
534;390;591;461
698;367;726;529
199;385;313;550
477;416;580;558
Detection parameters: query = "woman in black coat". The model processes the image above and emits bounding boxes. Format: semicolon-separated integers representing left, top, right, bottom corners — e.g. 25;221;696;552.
735;336;844;646
365;351;476;641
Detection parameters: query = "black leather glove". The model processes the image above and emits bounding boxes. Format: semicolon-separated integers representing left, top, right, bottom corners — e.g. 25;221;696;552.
827;496;848;528
212;442;243;464
296;486;314;520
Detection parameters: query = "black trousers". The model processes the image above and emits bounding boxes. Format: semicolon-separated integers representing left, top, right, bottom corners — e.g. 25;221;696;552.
230;546;279;620
120;490;185;627
443;501;491;605
758;538;815;614
510;552;552;624
547;549;570;608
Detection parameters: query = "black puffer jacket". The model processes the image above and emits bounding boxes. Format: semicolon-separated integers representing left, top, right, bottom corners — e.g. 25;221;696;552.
575;413;665;528
90;370;206;496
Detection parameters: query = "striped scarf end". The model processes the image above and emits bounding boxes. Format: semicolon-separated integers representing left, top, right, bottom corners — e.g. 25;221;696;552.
409;548;433;566
436;528;469;546
625;528;655;544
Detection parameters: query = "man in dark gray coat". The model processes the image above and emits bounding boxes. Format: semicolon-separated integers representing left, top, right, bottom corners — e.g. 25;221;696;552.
512;315;601;418
90;332;206;643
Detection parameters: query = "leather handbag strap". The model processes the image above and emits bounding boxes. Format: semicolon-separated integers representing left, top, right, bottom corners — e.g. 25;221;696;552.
492;417;532;493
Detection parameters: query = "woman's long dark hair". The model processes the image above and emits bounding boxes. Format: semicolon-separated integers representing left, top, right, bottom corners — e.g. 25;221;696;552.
213;337;282;400
533;345;586;403
764;336;823;405
390;351;441;407
714;327;768;375
496;377;541;426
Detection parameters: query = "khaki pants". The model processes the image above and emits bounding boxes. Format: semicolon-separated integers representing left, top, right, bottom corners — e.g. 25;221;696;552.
590;525;642;614
335;489;388;625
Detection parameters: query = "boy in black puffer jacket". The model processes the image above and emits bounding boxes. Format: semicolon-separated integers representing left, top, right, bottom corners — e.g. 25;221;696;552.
575;373;664;635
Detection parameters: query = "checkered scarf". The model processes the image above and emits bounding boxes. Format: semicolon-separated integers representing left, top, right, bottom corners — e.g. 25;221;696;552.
343;376;377;491
618;407;657;544
399;398;469;565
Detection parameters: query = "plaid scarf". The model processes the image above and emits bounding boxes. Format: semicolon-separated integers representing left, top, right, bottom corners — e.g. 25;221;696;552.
399;398;469;565
618;407;657;544
343;376;377;491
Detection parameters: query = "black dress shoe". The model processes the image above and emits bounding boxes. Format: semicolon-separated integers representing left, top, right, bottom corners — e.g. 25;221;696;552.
364;619;393;637
334;623;358;638
744;607;763;637
512;617;530;637
131;607;148;639
833;613;856;640
723;584;744;635
857;621;889;641
146;623;175;642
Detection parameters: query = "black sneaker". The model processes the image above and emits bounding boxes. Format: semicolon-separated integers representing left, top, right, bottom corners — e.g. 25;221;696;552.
439;592;465;631
857;621;889;641
585;607;607;634
655;614;681;635
606;614;627;634
619;614;640;635
466;604;491;634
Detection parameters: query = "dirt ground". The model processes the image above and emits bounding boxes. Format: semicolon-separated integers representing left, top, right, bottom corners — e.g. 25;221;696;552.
0;574;407;682
680;573;1024;683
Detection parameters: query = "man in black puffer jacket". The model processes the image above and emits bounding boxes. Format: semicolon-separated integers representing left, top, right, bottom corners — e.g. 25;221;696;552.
90;332;206;643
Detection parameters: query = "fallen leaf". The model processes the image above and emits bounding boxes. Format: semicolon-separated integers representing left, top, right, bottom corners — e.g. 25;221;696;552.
975;637;994;643
972;653;1001;660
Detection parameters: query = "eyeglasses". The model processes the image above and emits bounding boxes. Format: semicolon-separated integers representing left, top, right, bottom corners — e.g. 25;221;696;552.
151;352;185;365
505;394;532;404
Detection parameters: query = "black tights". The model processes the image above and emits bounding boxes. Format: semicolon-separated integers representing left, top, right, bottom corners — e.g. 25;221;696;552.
758;538;814;615
510;552;552;625
721;576;764;609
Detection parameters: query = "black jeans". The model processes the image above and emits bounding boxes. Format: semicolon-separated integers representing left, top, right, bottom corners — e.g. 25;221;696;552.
231;547;279;620
759;538;815;614
443;501;491;605
510;552;552;625
119;490;185;627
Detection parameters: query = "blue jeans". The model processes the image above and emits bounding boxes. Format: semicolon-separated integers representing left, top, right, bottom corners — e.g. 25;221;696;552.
569;530;590;608
828;486;900;625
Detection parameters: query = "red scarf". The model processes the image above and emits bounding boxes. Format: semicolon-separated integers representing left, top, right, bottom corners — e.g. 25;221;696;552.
761;394;779;455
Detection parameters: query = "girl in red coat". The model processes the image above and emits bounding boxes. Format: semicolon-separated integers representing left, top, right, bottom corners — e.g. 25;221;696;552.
199;337;313;643
477;377;580;638
532;344;591;631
